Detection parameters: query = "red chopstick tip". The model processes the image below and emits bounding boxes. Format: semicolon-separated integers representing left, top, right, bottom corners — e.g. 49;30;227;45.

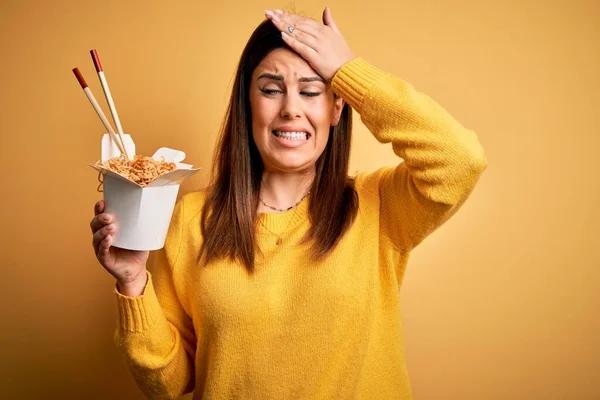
90;49;103;72
72;67;88;89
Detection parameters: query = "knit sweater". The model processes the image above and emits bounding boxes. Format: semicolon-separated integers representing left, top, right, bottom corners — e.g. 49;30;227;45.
114;58;487;399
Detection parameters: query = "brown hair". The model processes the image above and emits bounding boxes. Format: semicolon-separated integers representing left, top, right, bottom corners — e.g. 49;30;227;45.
200;19;359;271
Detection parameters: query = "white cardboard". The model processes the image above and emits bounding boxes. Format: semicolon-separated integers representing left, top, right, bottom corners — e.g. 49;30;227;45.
89;134;199;251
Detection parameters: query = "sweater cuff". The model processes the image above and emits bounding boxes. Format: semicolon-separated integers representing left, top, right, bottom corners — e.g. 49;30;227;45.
331;57;389;112
114;271;163;332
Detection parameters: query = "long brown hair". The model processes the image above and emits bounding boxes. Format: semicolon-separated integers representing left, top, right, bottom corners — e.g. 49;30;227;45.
200;19;359;271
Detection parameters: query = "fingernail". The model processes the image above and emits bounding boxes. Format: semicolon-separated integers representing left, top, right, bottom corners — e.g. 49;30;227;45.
273;15;280;22
265;10;274;17
102;215;111;223
281;31;290;39
275;9;284;15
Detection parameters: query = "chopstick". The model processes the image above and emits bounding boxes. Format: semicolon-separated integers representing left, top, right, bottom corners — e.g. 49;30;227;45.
90;49;131;161
72;67;126;156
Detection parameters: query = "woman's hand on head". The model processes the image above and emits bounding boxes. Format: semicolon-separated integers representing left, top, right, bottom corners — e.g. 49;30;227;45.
264;7;355;82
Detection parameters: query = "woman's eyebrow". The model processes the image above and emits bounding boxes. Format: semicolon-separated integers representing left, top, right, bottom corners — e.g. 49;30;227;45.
298;76;324;83
257;73;283;81
257;73;324;83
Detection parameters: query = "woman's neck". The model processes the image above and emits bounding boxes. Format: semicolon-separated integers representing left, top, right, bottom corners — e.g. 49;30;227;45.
259;169;314;213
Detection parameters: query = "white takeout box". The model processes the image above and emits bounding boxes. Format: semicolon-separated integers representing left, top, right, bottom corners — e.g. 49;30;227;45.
89;134;199;251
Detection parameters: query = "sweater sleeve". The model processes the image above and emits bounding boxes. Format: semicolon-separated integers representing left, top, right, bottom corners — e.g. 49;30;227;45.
113;197;196;399
332;58;487;250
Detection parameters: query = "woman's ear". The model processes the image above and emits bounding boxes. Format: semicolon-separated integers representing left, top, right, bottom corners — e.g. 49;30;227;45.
330;96;345;126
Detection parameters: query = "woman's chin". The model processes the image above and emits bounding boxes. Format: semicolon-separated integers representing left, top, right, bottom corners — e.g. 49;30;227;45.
264;158;316;174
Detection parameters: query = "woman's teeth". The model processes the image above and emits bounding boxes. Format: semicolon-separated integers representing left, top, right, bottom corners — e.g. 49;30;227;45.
273;131;308;140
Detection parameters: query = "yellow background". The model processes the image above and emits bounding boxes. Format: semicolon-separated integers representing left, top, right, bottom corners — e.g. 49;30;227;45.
1;0;598;398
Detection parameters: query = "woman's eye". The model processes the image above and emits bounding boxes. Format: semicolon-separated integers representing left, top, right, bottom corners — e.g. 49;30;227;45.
260;88;321;97
260;88;282;95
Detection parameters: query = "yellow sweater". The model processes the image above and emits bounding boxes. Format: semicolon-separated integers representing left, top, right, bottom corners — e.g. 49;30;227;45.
114;58;487;399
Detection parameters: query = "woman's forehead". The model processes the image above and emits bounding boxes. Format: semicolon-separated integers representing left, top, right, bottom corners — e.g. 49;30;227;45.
253;48;319;80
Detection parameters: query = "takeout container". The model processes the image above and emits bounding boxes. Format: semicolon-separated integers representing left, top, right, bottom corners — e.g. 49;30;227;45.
89;134;199;251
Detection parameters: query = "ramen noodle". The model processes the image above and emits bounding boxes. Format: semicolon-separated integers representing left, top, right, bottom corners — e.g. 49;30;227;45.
96;155;176;190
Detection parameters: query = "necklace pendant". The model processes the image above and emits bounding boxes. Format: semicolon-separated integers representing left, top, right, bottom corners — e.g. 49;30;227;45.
276;237;283;245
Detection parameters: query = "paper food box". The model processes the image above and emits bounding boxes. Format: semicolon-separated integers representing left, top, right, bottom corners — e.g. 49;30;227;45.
89;134;199;251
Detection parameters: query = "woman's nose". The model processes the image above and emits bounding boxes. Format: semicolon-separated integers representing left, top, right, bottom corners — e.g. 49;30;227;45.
280;93;302;120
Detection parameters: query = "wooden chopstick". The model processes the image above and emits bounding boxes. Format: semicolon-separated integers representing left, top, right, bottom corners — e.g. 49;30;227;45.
90;49;131;161
72;67;126;156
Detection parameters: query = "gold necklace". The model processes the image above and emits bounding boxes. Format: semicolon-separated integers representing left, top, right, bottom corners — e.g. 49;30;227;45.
259;190;310;212
258;198;305;245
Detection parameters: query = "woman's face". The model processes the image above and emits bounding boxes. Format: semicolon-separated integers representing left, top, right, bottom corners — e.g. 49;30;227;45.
249;48;344;173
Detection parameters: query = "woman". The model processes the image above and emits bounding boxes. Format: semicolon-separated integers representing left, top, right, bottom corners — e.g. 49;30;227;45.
90;7;487;399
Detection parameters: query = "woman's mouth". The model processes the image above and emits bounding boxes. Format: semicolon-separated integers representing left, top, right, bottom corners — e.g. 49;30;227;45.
272;130;310;141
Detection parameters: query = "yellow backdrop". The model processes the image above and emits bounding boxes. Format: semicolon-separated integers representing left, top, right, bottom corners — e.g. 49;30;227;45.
1;0;598;398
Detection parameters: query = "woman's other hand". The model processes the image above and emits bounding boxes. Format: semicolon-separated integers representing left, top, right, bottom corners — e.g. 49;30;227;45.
265;7;355;82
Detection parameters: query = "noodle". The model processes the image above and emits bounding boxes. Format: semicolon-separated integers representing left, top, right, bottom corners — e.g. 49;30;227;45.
96;155;176;189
